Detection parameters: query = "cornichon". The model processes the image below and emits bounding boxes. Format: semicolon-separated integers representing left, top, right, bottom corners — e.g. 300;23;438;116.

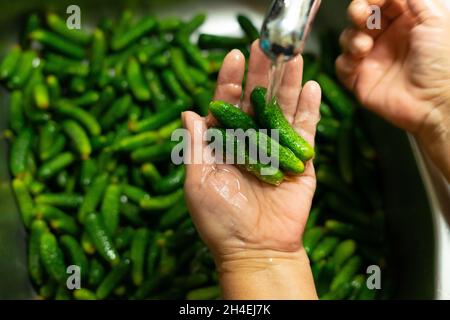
85;213;120;266
209;128;285;185
251;86;315;161
40;232;67;283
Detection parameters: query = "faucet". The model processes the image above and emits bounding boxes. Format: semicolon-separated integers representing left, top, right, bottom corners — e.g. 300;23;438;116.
260;0;322;62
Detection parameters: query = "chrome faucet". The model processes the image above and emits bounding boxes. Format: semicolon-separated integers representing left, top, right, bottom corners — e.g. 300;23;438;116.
260;0;322;61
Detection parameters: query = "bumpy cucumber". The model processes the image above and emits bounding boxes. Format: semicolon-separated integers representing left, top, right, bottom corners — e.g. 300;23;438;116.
251;86;315;161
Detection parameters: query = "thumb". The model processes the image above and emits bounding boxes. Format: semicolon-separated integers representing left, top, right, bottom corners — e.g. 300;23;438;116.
181;111;213;182
407;0;446;24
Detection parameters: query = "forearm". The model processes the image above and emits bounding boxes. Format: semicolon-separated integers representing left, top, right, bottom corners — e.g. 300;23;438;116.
216;248;317;300
416;102;450;182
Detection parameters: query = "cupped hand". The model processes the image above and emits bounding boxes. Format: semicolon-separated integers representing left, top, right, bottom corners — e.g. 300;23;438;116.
336;0;450;180
181;41;321;263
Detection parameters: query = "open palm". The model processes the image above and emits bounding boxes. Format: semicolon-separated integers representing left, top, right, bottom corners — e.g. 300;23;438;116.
182;41;321;259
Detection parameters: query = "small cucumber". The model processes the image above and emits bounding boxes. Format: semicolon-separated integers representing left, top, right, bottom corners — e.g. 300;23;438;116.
40;232;67;283
251;86;315;162
85;212;120;265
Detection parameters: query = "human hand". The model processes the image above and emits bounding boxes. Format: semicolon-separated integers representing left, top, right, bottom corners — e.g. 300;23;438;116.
181;41;321;299
336;0;450;180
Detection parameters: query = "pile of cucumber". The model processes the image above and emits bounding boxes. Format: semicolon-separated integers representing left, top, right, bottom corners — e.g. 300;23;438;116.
207;86;315;185
0;10;392;299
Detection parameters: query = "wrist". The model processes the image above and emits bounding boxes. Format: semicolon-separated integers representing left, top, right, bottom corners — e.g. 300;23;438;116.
415;101;450;181
216;248;317;300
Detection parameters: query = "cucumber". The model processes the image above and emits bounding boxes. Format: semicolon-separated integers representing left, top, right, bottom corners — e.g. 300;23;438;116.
152;165;185;194
85;213;120;266
311;236;339;262
303;227;326;255
100;184;122;236
40;232;67;283
78;173;109;223
74;289;97;300
10;127;33;177
12;178;35;227
251;86;315;161
208;100;258;130
60;235;89;280
130;228;149;286
38;152;74;180
186;286;221;300
330;256;362;291
35;193;83;208
28;220;49;286
332;240;357;269
210;128;285;185
62;120;92;160
317;73;356;118
96;258;131;299
88;258;106;287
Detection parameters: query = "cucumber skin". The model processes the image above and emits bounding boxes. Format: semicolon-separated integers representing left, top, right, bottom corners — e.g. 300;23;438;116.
251;87;315;162
209;100;258;131
209;102;305;174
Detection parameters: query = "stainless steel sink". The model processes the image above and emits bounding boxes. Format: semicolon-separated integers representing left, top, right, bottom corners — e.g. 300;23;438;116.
0;0;442;299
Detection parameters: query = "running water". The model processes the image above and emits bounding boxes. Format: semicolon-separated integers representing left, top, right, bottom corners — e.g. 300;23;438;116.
266;56;286;104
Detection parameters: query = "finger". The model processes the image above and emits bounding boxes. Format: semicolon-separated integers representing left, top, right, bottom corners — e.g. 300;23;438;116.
339;27;374;58
242;40;271;114
335;53;363;91
407;0;444;24
182;111;214;183
348;0;401;38
293;81;322;148
213;49;245;103
276;54;303;123
207;49;246;127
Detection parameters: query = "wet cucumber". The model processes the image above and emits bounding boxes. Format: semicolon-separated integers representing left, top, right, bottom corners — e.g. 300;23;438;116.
85;212;120;266
209;128;285;185
40;232;67;283
251;86;315;161
208;100;258;130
